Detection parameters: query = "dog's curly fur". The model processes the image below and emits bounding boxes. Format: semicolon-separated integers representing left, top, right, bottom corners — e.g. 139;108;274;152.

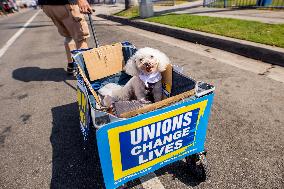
100;47;170;106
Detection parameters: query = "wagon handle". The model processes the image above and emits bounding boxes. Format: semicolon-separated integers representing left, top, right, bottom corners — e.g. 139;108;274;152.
88;13;99;48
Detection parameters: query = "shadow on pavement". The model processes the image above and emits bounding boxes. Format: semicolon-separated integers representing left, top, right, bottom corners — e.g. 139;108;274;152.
155;160;204;187
51;103;142;189
50;102;105;189
89;23;123;26
8;24;53;29
12;67;76;91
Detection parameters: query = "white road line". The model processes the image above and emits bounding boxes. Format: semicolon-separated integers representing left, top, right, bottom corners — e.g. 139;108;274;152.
140;172;165;189
0;10;41;59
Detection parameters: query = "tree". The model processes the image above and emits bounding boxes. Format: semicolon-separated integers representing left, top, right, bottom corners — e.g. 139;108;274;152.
125;0;138;9
125;0;130;9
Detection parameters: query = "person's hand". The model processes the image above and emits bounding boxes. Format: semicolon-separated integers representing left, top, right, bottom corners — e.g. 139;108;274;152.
78;0;93;14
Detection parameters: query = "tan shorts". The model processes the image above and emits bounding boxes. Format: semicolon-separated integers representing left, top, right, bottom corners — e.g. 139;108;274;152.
42;5;90;42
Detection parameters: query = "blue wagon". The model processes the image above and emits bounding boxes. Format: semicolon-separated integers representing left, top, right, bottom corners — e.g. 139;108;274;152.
72;14;215;189
72;41;215;189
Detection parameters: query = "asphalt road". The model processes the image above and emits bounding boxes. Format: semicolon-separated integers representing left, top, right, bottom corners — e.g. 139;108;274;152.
0;8;283;189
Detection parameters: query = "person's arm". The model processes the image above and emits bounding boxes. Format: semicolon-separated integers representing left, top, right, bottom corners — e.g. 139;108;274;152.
77;0;92;14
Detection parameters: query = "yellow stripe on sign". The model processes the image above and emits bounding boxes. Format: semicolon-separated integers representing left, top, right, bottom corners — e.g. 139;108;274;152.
77;89;87;126
108;100;208;181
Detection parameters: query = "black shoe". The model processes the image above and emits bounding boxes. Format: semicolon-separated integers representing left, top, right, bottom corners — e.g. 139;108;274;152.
67;62;77;76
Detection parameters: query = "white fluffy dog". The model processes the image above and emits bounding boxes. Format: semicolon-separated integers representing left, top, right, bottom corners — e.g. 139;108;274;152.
99;47;170;107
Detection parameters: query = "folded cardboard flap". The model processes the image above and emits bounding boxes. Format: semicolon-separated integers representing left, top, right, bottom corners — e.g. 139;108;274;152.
161;64;173;99
120;89;195;118
82;43;124;81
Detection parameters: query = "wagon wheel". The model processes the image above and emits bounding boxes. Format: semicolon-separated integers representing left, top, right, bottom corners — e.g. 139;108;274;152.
185;153;209;181
117;183;127;189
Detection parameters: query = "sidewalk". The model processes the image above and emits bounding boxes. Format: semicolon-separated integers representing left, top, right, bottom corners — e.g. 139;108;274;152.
154;0;203;12
95;4;284;66
92;3;124;15
94;2;284;24
154;3;284;24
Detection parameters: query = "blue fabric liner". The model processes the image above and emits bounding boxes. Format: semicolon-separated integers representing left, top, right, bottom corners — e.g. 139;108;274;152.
122;41;137;63
91;71;132;91
171;70;196;96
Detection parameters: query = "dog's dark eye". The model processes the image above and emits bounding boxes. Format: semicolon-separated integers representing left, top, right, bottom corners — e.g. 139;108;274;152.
150;55;154;58
139;58;143;62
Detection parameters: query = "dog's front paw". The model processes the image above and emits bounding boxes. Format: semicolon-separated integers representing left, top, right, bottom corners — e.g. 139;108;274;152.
103;95;114;107
139;98;152;104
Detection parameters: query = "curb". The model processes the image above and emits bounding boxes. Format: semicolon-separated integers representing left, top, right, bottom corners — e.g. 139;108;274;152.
97;14;284;67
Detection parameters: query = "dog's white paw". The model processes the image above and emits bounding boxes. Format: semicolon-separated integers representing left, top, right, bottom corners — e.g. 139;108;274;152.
103;95;114;107
139;98;152;104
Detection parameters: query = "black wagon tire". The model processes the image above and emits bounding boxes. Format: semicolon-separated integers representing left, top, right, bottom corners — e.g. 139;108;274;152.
185;153;209;181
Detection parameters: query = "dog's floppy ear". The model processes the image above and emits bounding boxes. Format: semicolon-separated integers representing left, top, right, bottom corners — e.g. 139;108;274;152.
157;50;171;72
125;55;139;76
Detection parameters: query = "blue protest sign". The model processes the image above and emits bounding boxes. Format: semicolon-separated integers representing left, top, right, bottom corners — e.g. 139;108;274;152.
77;77;90;141
97;94;214;189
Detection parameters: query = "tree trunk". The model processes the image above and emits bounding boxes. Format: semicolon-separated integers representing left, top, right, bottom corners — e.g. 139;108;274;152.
125;0;139;9
125;0;130;9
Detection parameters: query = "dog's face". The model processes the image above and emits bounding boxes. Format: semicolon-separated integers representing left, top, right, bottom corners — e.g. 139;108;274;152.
135;52;159;75
125;47;170;76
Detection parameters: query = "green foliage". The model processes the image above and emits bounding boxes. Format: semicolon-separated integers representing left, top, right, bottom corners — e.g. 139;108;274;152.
146;14;284;48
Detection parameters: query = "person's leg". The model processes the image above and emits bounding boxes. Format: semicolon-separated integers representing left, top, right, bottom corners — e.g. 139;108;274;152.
64;37;78;74
43;4;90;74
64;37;75;63
63;4;90;49
42;5;76;74
75;39;88;49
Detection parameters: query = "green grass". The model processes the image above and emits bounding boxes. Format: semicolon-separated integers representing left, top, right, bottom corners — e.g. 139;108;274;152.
114;6;139;19
146;14;284;48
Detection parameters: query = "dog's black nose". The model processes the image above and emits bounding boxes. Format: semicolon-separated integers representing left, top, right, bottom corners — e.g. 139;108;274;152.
144;62;150;67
